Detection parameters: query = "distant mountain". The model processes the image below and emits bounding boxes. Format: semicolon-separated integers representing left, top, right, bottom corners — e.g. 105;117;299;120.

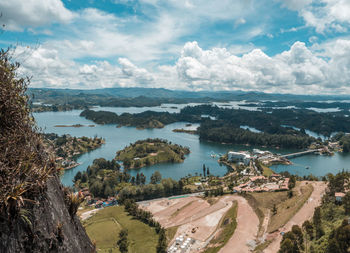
28;87;350;101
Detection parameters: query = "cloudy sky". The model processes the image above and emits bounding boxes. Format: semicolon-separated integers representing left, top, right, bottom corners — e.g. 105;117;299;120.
1;0;350;94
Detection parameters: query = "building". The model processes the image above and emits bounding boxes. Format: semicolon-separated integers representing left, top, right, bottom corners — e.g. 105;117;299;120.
335;192;346;202
228;151;251;165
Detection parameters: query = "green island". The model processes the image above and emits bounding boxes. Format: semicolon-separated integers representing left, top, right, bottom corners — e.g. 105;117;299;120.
116;138;190;169
172;128;198;134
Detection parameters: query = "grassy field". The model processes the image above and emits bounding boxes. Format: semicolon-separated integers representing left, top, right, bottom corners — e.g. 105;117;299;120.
83;206;159;253
261;165;274;177
203;201;238;253
245;182;314;235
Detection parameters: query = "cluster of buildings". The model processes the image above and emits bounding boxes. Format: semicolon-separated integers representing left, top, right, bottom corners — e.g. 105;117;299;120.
168;236;195;253
233;174;290;193
79;188;118;208
227;149;290;167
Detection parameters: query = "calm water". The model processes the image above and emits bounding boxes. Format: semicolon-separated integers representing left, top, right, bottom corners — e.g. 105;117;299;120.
33;107;350;186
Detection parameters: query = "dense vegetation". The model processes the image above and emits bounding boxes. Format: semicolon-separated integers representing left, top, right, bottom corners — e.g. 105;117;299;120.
0;49;55;219
279;171;350;253
74;157;191;200
331;132;350;153
79;103;350;148
80;109;197;128
198;120;315;148
116;138;190;169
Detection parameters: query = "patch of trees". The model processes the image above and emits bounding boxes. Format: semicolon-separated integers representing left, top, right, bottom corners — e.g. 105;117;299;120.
74;158;192;200
332;132;350;153
279;225;304;253
118;177;189;202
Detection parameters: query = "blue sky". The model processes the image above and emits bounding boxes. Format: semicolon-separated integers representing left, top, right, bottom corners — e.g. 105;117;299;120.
1;0;350;94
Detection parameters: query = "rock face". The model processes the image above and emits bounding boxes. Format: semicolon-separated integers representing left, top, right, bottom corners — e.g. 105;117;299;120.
0;176;95;253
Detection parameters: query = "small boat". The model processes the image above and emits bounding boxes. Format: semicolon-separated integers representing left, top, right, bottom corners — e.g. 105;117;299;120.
305;166;310;170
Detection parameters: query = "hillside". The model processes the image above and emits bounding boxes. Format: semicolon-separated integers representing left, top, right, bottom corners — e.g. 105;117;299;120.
0;50;94;252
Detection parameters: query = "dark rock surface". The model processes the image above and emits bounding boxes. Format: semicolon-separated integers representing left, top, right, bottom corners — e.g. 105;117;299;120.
0;176;95;253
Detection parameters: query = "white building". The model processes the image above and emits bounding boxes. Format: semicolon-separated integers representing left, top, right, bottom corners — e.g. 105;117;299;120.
228;151;251;165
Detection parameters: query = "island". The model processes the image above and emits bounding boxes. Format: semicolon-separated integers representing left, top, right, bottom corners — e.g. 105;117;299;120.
116;138;190;169
172;128;198;134
43;133;105;170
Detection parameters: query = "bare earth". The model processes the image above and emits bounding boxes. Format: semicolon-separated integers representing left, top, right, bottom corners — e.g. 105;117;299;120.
141;195;259;252
263;181;327;253
218;196;259;253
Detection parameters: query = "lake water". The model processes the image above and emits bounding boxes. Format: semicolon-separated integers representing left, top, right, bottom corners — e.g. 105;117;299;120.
33;107;350;186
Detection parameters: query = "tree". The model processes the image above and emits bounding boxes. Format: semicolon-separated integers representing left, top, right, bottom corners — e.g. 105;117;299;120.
313;207;324;239
343;192;350;215
123;158;132;169
302;220;314;240
140;173;146;185
117;229;129;253
136;173;140;185
74;171;82;182
203;164;206;177
151;171;162;184
90;180;103;197
272;204;277;215
207;167;210;176
156;228;167;253
291;225;303;248
288;175;296;190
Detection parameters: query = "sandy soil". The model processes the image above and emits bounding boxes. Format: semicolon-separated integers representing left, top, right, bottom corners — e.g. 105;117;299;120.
142;194;260;252
263;181;327;253
218;196;259;253
142;195;237;242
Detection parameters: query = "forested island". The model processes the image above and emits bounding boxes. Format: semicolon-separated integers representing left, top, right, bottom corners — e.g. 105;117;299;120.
116;139;190;169
78;104;350;149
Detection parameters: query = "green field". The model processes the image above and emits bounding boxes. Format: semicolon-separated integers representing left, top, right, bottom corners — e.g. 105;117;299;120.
83;206;159;253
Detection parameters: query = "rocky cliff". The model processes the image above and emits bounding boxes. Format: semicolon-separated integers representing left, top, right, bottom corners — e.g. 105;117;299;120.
0;175;95;253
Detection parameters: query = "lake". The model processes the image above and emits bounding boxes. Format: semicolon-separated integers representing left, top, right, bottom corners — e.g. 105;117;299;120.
33;106;350;186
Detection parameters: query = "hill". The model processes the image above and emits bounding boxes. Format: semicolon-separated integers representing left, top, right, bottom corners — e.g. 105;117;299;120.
116;138;190;169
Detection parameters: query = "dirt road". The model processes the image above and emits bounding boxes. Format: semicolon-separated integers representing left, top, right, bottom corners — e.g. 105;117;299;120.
263;181;327;253
218;196;259;253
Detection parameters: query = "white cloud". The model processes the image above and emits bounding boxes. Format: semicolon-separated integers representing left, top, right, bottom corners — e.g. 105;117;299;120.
12;39;350;94
278;0;350;33
0;0;74;31
175;40;350;93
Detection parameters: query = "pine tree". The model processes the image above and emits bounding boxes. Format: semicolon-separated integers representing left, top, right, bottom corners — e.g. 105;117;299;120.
117;229;129;253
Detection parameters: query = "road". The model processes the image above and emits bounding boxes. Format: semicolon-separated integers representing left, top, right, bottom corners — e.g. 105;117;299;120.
218;196;259;253
263;181;327;253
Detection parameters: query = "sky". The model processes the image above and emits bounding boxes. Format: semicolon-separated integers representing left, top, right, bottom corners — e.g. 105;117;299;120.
0;0;350;94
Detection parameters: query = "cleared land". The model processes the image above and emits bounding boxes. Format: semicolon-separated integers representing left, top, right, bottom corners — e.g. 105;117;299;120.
83;206;159;253
140;194;259;252
203;201;238;253
218;197;259;253
263;181;327;253
245;181;314;240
